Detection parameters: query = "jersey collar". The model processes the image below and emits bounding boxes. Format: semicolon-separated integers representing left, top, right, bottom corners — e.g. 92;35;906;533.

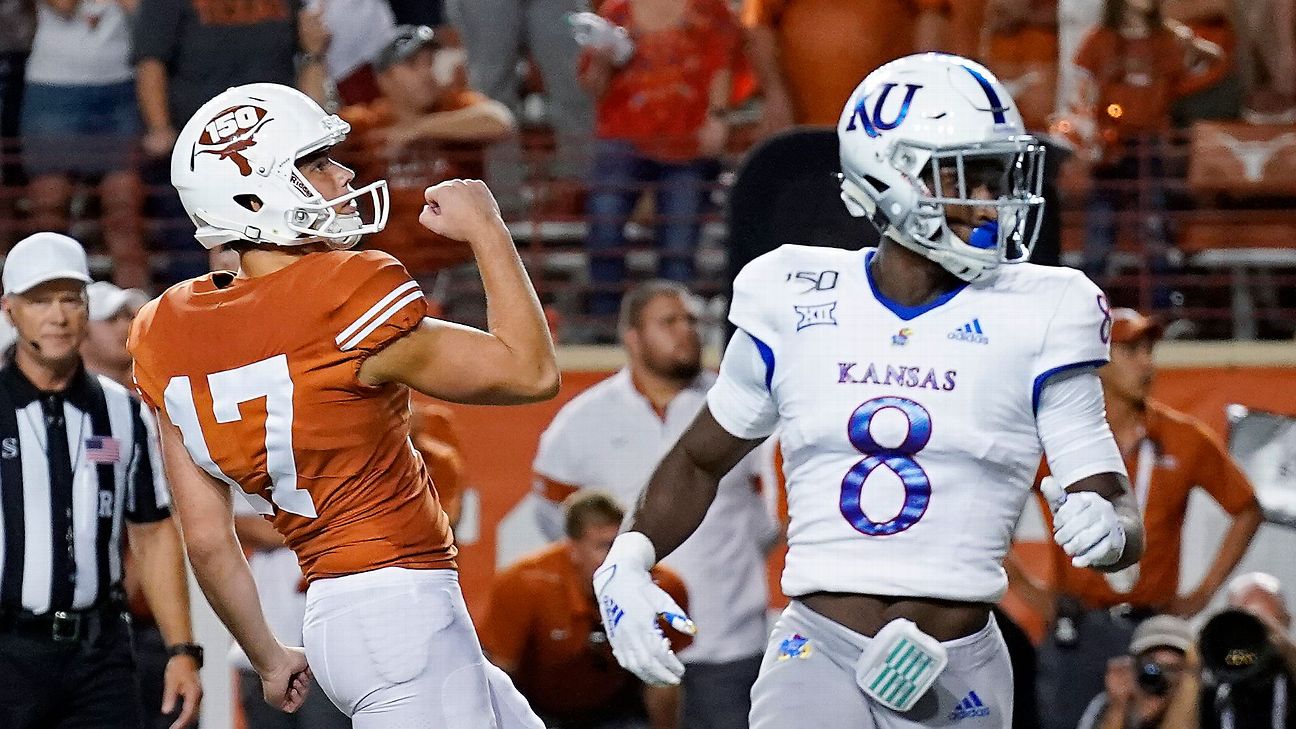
863;250;968;321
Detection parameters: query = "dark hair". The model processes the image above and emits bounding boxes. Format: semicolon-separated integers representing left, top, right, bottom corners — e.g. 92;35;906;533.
617;280;693;334
563;491;624;541
1102;0;1162;29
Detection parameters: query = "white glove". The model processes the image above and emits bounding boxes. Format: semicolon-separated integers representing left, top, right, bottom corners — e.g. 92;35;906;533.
1041;476;1127;569
593;532;696;686
568;12;635;66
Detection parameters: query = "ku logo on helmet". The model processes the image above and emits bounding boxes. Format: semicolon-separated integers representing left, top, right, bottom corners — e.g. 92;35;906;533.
194;105;273;177
845;83;923;139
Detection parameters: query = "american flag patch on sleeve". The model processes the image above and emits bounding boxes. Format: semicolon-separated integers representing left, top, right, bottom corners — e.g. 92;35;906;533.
85;435;122;464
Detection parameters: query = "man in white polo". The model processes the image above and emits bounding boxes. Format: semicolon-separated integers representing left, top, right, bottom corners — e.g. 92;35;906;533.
531;280;779;729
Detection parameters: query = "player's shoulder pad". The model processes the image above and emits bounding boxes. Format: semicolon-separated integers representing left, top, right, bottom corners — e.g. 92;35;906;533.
1022;265;1111;375
325;249;427;354
731;244;857;343
1000;263;1105;319
331;248;413;282
991;260;1092;294
734;244;856;286
1049;266;1106;322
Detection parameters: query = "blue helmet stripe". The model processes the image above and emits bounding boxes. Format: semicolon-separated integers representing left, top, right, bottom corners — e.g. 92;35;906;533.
961;65;1008;124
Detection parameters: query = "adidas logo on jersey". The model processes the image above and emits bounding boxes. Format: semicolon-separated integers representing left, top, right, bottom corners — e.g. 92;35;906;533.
949;691;991;721
948;318;989;345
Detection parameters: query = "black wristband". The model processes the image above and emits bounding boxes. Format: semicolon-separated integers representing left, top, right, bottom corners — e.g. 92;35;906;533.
167;642;204;668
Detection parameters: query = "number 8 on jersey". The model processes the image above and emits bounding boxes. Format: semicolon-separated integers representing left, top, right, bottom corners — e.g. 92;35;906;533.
840;396;933;536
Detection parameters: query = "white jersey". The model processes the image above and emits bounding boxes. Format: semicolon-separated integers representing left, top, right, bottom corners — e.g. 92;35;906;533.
708;245;1115;603
533;369;778;664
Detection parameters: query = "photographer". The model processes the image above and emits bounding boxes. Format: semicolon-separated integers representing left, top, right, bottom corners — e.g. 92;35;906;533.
1198;573;1296;729
1078;616;1201;729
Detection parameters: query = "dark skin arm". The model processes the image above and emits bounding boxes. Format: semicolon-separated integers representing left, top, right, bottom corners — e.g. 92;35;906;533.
629;408;764;560
633;411;1145;579
1060;472;1146;572
633;409;1145;572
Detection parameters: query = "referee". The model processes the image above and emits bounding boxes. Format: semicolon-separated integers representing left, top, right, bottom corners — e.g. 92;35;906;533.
0;233;203;729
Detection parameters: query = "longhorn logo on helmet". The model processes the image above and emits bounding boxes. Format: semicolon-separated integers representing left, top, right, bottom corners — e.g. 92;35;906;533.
194;105;273;176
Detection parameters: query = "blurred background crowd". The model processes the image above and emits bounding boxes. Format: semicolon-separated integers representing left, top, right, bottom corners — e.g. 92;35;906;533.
0;0;1293;343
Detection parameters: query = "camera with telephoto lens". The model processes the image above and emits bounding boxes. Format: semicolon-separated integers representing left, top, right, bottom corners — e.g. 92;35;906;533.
1199;609;1281;685
1137;661;1173;696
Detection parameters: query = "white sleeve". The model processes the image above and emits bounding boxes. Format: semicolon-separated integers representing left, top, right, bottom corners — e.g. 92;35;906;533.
707;330;779;439
1036;369;1127;487
1031;272;1112;412
139;403;170;510
531;405;588;541
532;407;587;486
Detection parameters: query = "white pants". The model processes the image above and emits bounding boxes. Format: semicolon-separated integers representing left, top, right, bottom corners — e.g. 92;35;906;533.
750;602;1014;729
303;567;544;729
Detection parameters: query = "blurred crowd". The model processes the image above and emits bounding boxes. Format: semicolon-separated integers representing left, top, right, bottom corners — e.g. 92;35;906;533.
0;0;1292;341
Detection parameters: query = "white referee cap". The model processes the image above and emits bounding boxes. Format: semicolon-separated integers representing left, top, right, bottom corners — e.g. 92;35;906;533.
87;281;149;321
2;232;92;296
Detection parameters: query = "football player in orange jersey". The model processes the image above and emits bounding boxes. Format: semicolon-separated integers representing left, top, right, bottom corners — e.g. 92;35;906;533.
127;83;558;728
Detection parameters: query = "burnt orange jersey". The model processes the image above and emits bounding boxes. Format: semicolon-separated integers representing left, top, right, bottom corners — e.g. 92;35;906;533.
127;250;456;582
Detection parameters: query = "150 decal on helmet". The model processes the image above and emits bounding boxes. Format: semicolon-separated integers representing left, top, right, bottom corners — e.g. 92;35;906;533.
195;105;273;177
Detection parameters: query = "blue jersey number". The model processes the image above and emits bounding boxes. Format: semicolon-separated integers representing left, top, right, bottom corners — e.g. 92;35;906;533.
840;396;932;536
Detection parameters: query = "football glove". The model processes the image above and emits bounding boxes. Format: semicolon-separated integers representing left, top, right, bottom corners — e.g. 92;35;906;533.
593;532;695;686
1041;476;1126;569
568;12;635;66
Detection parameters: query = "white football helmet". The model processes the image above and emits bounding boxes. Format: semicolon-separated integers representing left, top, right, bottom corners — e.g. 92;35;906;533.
171;83;389;250
838;53;1045;282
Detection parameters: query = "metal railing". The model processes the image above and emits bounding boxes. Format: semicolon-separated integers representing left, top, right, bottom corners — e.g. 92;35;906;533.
0;127;1293;341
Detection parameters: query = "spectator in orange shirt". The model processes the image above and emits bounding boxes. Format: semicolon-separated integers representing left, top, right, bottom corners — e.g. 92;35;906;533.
481;492;690;729
983;0;1060;133
1065;0;1221;292
742;0;949;135
1163;0;1241;125
574;0;739;335
332;25;515;275
1009;308;1262;729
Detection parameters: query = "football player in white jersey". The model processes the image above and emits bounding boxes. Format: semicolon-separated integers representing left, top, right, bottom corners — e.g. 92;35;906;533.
592;52;1146;729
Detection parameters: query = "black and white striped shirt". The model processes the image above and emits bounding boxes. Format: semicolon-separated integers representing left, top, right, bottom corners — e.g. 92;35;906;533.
0;358;169;615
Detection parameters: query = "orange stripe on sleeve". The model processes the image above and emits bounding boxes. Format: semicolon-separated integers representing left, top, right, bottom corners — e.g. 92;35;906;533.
537;475;581;504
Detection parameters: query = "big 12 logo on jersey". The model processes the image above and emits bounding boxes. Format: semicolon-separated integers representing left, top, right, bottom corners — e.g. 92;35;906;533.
195;105;273;176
